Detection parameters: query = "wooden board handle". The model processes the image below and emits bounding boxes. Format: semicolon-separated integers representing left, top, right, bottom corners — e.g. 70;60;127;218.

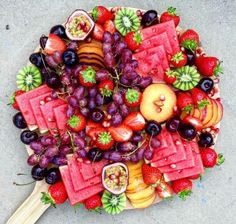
7;181;50;224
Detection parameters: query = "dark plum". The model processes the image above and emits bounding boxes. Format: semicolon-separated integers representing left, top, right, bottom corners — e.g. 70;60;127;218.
178;123;196;140
45;72;62;89
141;10;159;27
197;78;214;93
29;53;44;68
31;165;46;181
62;49;78;66
20;130;38;145
166;117;181;133
13;112;27;129
185;49;195;66
145;121;162;136
88;148;104;162
90;109;105;123
50;25;67;38
39;35;48;49
45;168;61;185
198;132;214;147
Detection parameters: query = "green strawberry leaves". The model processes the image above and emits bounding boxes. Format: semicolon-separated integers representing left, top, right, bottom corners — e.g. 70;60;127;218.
91;7;99;21
133;31;142;45
67;115;79;128
178;190;192;200
167;7;178;16
125;89;139;103
98;132;112;145
171;52;184;63
81;66;96;83
181;39;197;51
41;192;56;207
198;99;210;109
217;153;225;166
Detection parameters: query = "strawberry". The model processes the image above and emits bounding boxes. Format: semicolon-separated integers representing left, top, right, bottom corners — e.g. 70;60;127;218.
123;112;145;131
201;148;224;168
196;56;223;77
98;79;114;97
171;51;187;68
41;181;67;207
191;87;209;109
67;114;86;132
156;180;173;198
177;92;193;113
108;124;133;142
164;69;177;85
84;194;102;211
103;20;116;34
8;90;25;110
92;6;113;24
92;23;105;41
160;7;180;27
87;127;106;140
44;34;66;55
188;174;201;180
179;29;200;51
124;31;142;51
95;130;114;150
124;88;142;107
78;66;97;87
172;178;192;200
142;164;162;187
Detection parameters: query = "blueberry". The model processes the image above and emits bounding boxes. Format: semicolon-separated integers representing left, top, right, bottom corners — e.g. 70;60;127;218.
13;112;27;129
62;49;78;66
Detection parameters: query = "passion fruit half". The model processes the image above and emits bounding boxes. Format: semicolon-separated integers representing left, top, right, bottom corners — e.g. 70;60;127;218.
65;9;95;41
102;163;129;195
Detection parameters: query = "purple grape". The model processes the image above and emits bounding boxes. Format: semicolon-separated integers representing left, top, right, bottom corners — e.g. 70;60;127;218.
104;151;111;160
45;55;58;68
111;112;123;126
121;49;132;63
30;141;44;155
166;117;181;133
110;151;122;162
103;31;114;44
78;130;86;138
52;51;63;64
61;132;71;145
66;105;75;117
44;146;59;158
144;148;154;160
67;41;78;50
71;77;79;87
127;71;139;80
27;154;39;166
113;32;121;42
123;63;133;74
40;135;57;146
88;98;96;110
59;146;71;157
64;66;73;76
107;102;118;115
122;155;131;162
150;138;161;149
114;41;127;55
61;74;71;85
132;134;143;143
118;142;135;152
120;75;130;85
88;87;98;98
72;64;83;76
78;98;88;107
120;104;129;117
51;90;58;99
136;147;145;160
95;94;104;106
39;155;50;168
130;154;139;163
118;63;125;71
139;76;153;88
80;107;90;117
131;75;142;86
73;135;86;149
104;52;116;68
96;69;110;81
67;96;79;108
52;156;67;166
73;86;85;100
76;149;87;158
112;91;124;105
130;59;138;68
66;84;75;94
103;42;112;54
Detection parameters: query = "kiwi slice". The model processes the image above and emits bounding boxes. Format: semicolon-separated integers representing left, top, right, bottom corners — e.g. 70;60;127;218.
115;8;140;36
102;191;126;215
16;66;42;91
173;66;200;91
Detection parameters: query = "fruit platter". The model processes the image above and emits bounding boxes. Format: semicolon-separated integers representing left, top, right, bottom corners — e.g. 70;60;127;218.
8;5;225;223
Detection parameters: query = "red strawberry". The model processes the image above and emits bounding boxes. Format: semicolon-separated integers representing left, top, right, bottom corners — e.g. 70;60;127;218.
142;164;162;187
171;51;187;68
67;114;86;132
92;6;113;24
87;127;106;140
196;56;223;77
103;20;116;34
188;174;201;180
98;79;114;97
41;181;67;206
164;69;177;85
124;88;142;107
179;29;200;51
172;178;192;200
8;90;25;110
156;180;173;198
191;87;209;109
84;194;102;211
95;130;114;150
108;124;133;142
44;34;66;55
160;7;180;27
123;112;145;131
92;23;105;41
177;92;193;113
78;66;97;87
201;148;224;168
124;31;142;51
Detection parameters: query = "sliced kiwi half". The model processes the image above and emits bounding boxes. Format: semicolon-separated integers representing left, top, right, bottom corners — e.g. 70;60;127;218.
173;65;200;91
102;191;126;215
16;66;42;91
115;8;140;36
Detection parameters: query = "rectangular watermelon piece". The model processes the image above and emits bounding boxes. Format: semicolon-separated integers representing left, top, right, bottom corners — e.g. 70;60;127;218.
151;129;177;162
68;156;101;191
54;104;68;135
40;99;66;135
151;133;186;167
29;92;51;134
164;151;204;182
60;165;104;206
79;159;108;181
138;32;173;56
140;20;180;54
15;85;52;131
156;140;195;173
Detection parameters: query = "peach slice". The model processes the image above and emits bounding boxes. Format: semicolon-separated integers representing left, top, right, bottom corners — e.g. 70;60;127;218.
213;99;223;126
201;99;213;125
140;84;177;123
193;108;201;120
203;99;218;128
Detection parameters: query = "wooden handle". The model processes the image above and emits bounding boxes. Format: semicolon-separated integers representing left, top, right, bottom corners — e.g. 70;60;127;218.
7;181;50;224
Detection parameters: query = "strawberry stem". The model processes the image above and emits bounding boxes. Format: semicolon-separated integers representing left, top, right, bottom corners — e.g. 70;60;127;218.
216;153;225;166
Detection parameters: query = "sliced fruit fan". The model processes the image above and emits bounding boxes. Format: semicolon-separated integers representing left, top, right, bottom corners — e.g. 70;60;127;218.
10;5;224;216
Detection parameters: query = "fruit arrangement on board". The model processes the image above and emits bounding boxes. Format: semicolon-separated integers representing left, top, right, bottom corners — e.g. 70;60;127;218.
10;6;225;215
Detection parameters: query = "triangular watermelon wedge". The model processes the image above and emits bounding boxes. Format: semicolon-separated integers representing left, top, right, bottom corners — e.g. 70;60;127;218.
60;165;104;206
29;92;51;133
54;104;68;135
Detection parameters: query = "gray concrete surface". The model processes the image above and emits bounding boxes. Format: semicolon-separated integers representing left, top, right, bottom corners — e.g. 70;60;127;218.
1;0;236;223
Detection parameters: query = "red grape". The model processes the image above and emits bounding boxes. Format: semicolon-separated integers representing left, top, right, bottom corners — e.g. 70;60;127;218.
67;95;79;108
39;155;50;168
104;52;116;68
119;104;129;117
44;146;59;158
110;151;122;162
111;112;123;126
144;147;154;160
103;31;114;44
40;135;57;146
27;154;39;166
107;102;118;115
112;91;124;105
73;86;85;100
150;138;161;149
121;49;132;63
96;69;110;81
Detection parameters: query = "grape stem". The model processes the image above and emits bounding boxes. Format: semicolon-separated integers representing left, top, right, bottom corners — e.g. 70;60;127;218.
122;140;146;158
67;131;76;152
13;180;36;186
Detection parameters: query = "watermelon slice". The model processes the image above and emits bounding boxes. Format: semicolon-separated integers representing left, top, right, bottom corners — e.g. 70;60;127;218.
79;160;108;181
60;165;104;206
164;151;204;182
138;32;173;56
29;92;51;133
140;20;180;54
68;156;101;191
40;99;66;135
15;85;51;130
156;140;196;173
54;104;68;135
